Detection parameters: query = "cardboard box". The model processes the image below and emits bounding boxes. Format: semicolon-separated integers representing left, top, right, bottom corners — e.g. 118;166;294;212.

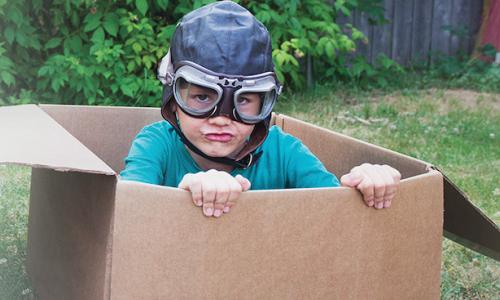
0;104;498;299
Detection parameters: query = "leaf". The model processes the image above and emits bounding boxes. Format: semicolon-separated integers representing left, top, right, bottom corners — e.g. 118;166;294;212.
127;61;136;72
45;38;62;49
136;0;149;16
37;65;51;76
325;41;334;58
4;27;14;44
15;31;28;47
275;52;285;66
103;14;119;37
67;36;83;53
0;71;15;86
91;27;105;44
83;12;102;32
8;7;23;26
120;84;134;97
159;24;176;40
157;0;169;10
132;42;142;53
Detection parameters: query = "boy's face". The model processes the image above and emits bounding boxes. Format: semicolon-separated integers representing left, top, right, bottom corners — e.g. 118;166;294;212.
175;105;255;158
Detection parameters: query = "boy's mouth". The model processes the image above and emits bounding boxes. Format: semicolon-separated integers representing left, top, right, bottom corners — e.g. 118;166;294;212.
204;133;234;142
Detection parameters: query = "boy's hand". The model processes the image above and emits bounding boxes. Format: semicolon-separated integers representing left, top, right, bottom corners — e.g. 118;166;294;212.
340;163;401;209
178;170;251;218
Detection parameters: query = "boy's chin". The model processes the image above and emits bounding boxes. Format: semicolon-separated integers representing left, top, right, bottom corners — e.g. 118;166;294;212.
200;145;240;158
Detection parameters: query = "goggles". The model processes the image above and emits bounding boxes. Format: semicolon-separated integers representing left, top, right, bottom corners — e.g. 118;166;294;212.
168;61;281;124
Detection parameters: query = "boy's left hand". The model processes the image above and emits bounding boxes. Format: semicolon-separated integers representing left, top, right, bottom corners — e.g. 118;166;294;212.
340;163;401;209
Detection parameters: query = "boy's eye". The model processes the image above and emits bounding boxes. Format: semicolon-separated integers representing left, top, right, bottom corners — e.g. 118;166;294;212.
237;97;251;104
194;94;210;101
236;93;263;116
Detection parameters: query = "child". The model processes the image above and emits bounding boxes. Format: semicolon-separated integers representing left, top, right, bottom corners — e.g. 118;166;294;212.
120;1;400;218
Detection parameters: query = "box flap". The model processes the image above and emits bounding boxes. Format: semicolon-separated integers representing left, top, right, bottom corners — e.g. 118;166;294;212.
0;105;115;175
39;104;163;173
438;168;500;261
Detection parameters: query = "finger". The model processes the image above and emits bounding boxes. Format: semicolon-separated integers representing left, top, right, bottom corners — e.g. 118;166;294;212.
235;175;251;191
190;180;203;207
178;173;192;190
384;165;401;184
380;165;397;208
178;174;203;207
213;180;230;218
364;166;387;209
202;179;216;217
356;172;375;207
225;180;243;213
340;171;363;187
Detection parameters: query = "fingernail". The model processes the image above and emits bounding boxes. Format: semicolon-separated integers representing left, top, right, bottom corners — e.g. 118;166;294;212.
223;206;230;213
367;201;374;207
214;209;222;217
204;207;213;216
384;200;391;208
196;200;202;206
376;202;383;209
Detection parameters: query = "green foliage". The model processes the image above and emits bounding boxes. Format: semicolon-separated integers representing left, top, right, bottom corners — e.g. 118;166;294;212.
0;0;386;106
419;45;500;93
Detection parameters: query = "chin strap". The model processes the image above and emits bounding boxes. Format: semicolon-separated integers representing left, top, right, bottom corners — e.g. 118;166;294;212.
161;102;267;169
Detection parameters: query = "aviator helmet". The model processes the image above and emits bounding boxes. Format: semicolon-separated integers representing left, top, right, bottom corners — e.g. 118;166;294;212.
158;1;282;169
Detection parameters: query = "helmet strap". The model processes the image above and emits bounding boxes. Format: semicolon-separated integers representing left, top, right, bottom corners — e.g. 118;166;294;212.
161;100;267;169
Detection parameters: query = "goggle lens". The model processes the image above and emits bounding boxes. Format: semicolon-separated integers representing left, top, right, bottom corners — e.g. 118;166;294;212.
235;92;264;117
176;78;219;113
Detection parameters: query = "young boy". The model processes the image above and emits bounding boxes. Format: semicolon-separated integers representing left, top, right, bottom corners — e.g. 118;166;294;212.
120;1;401;218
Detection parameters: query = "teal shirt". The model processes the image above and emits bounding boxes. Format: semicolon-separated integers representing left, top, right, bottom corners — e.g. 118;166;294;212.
120;121;340;189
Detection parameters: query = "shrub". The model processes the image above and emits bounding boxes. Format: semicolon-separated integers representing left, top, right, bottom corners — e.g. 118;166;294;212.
0;0;385;106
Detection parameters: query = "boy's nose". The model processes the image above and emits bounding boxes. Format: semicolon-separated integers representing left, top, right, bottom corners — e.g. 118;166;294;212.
208;115;232;126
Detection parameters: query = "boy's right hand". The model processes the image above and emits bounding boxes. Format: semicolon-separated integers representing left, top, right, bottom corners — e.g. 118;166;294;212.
178;170;251;218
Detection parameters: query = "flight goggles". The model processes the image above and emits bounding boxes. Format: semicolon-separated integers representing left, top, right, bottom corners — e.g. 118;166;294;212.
168;61;281;124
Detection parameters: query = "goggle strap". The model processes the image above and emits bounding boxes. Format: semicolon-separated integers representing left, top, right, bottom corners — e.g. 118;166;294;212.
176;128;262;169
161;102;263;169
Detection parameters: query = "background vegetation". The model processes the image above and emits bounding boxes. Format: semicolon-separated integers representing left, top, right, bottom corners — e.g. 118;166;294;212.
0;0;389;107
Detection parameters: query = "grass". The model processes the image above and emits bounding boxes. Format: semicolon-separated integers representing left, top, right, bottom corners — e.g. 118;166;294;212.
1;85;499;298
0;165;32;298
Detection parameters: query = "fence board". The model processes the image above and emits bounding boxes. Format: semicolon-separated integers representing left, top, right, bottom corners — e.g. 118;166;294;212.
335;0;483;66
431;0;453;58
411;0;434;63
450;0;469;55
354;10;372;62
371;0;395;63
392;0;415;64
468;0;484;53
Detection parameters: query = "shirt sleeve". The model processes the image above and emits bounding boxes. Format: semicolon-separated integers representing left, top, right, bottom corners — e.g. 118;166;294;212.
282;131;340;188
119;124;168;185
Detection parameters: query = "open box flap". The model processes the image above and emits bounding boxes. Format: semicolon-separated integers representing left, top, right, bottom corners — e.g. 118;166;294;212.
275;113;500;261
435;167;500;261
0;105;115;175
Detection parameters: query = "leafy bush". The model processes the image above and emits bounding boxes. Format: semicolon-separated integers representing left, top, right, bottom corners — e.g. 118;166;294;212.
0;0;386;106
422;44;500;93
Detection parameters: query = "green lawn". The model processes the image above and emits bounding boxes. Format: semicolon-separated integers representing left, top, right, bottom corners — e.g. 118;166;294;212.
1;87;499;298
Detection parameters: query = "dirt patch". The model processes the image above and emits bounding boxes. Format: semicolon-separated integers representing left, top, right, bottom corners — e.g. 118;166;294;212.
372;89;500;113
439;89;500;113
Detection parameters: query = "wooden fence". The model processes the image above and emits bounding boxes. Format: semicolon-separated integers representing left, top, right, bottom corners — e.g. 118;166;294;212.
338;0;485;65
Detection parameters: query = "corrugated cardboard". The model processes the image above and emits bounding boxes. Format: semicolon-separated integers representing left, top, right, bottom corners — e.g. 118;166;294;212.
0;104;498;299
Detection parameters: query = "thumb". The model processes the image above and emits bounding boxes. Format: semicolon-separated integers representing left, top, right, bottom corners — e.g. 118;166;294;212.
341;172;363;187
235;175;251;191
